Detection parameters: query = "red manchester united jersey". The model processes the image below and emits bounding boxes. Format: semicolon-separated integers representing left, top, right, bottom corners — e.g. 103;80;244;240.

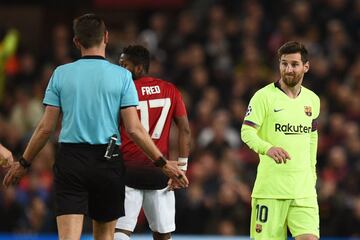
121;77;187;169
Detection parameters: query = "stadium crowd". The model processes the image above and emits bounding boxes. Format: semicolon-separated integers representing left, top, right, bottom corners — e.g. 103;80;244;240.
0;0;360;237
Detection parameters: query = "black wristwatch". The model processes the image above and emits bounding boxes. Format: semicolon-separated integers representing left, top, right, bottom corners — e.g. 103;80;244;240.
18;156;31;169
154;156;167;168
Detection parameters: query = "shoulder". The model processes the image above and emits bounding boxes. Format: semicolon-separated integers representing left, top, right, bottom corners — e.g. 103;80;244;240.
55;61;77;72
302;86;320;117
137;77;177;89
50;63;78;80
161;80;183;97
161;79;178;90
302;86;320;103
253;83;276;99
107;62;130;75
259;83;275;93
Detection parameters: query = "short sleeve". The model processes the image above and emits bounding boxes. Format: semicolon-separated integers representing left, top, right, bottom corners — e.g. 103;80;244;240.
120;70;139;108
43;68;61;107
174;88;187;117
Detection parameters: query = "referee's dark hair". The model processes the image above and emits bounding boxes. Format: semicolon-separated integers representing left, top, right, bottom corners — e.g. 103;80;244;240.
73;13;106;49
277;41;309;64
122;45;150;73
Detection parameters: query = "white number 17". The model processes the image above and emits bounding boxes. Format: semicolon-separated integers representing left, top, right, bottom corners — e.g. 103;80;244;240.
137;98;171;139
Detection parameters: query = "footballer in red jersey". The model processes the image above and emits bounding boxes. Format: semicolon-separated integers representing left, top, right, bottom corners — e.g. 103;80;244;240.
121;78;187;170
115;45;191;240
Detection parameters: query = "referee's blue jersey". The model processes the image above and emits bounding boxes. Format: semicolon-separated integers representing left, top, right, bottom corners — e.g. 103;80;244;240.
43;56;139;145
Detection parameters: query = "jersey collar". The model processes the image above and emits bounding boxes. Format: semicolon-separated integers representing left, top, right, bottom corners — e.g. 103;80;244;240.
136;76;153;81
81;55;106;60
274;81;285;94
274;80;301;97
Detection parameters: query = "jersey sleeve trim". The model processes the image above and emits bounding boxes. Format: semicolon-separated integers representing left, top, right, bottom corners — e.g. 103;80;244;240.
120;105;138;109
243;120;259;129
43;103;61;108
311;118;318;132
43;101;60;107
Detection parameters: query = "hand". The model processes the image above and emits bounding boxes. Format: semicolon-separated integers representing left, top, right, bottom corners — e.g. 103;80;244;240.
168;170;187;191
0;144;14;168
266;147;291;164
167;179;179;191
3;162;28;187
161;160;189;188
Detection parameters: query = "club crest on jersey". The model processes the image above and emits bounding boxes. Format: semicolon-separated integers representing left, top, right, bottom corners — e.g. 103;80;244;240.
304;106;312;116
245;106;252;117
255;224;262;233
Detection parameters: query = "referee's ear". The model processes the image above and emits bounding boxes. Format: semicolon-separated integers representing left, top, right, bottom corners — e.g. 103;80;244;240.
103;31;109;45
73;37;81;50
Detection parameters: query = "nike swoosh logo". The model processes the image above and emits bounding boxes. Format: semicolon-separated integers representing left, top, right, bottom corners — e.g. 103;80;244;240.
274;109;284;112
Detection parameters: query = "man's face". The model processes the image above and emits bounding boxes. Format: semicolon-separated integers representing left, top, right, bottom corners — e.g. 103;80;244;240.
279;53;309;87
119;53;137;79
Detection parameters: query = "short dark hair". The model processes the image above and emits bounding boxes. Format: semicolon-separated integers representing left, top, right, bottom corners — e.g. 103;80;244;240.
73;13;106;49
277;41;309;63
122;45;150;73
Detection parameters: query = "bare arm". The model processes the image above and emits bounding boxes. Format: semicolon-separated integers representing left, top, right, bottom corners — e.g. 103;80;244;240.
174;115;191;159
168;115;191;190
23;106;60;162
3;105;60;187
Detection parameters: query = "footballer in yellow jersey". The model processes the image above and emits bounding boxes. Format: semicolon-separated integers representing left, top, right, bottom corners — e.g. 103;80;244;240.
241;41;320;240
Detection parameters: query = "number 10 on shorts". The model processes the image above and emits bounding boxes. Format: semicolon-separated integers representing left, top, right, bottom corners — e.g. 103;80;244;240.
255;204;268;223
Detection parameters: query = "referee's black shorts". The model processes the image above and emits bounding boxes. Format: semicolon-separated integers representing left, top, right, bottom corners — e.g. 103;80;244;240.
53;143;125;222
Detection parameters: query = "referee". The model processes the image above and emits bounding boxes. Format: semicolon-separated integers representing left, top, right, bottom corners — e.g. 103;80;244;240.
3;14;188;240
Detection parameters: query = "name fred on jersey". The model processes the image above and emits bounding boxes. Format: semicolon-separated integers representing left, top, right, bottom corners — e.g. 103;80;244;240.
141;86;161;95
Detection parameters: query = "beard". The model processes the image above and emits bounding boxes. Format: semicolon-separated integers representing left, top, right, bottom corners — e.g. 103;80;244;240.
282;73;302;87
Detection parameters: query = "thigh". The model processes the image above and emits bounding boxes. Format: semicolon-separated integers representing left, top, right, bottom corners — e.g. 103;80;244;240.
115;186;144;231
57;214;84;240
288;197;319;239
54;149;88;217
88;166;126;222
250;198;290;240
143;188;175;234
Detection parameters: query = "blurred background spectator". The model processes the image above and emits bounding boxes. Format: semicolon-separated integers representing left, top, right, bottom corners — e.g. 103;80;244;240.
0;0;359;237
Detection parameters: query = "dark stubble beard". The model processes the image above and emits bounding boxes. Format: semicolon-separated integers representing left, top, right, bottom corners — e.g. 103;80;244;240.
282;73;302;88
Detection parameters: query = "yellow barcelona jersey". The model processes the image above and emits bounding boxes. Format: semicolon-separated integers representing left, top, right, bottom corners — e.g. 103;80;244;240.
241;82;320;199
